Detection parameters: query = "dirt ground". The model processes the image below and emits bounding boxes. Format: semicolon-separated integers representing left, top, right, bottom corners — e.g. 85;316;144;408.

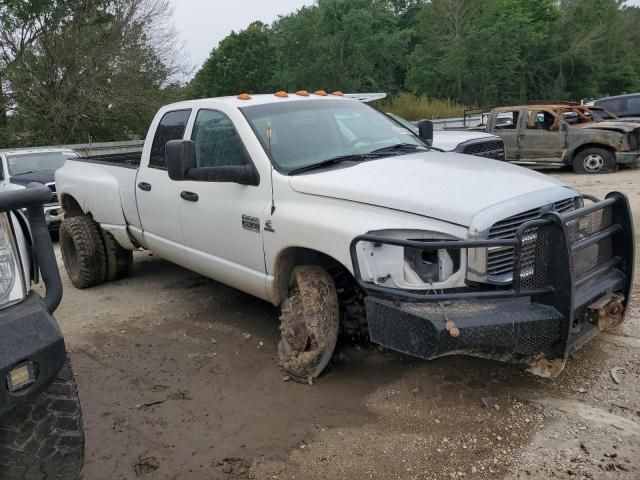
50;168;640;480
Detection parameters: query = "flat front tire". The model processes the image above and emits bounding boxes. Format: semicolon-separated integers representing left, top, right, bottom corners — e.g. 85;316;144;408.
572;148;616;174
60;216;107;289
278;266;340;383
0;358;85;480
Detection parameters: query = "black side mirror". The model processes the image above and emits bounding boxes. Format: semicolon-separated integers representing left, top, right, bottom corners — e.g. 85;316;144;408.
167;139;197;181
165;139;260;186
417;120;434;146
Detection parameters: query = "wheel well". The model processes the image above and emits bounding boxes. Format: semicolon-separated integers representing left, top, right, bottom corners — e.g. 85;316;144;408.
60;194;85;217
273;247;355;305
569;143;615;162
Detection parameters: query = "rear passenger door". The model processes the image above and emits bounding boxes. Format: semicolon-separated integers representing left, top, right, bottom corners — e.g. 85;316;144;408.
136;109;191;265
490;110;522;160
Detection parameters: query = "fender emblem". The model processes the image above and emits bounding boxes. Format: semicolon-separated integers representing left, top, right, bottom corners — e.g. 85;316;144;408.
264;220;275;233
242;215;260;233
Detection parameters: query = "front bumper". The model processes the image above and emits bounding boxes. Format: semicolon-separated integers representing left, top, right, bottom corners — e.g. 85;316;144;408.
0;294;65;417
351;192;634;377
0;185;65;416
615;151;640;165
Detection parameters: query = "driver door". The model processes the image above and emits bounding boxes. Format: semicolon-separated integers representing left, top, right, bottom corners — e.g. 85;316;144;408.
518;109;566;162
177;108;270;300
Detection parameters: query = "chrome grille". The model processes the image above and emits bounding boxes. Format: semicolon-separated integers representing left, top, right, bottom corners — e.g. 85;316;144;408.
486;197;577;279
46;183;58;205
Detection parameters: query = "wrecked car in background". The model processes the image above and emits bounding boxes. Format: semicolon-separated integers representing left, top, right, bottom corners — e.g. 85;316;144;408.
483;104;640;173
55;92;634;382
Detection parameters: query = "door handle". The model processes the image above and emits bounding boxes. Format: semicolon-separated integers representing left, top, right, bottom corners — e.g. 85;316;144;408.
138;182;152;192
180;191;199;202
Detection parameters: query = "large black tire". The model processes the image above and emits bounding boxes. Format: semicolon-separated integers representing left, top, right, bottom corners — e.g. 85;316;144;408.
278;266;340;383
0;358;85;480
572;147;617;174
60;216;106;289
101;229;133;282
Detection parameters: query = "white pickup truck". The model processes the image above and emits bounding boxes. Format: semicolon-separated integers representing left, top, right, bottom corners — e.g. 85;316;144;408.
56;92;634;382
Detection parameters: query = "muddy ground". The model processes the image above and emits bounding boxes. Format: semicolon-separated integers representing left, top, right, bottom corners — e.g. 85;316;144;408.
51;169;640;480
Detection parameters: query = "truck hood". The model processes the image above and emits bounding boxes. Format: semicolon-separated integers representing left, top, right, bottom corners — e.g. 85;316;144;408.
432;130;500;151
575;121;640;133
289;152;570;227
9;171;55;187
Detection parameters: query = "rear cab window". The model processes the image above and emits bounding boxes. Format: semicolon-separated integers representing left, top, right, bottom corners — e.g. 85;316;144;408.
149;109;192;169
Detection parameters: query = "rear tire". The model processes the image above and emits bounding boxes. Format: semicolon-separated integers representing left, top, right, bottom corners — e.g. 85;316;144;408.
60;216;106;289
0;357;85;480
572;148;616;174
278;266;340;383
101;229;133;282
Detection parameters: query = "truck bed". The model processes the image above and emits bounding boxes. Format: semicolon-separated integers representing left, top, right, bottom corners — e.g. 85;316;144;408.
76;151;142;169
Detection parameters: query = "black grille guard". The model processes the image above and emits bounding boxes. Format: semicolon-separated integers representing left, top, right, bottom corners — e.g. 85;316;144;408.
350;192;634;312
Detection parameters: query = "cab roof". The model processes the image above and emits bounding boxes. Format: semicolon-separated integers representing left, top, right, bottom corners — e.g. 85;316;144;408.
163;92;355;111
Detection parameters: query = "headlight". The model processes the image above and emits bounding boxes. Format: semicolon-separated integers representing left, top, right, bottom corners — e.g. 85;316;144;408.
0;213;25;308
355;230;467;290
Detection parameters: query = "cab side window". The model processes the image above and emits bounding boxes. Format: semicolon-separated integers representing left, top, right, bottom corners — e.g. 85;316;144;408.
494;111;519;130
149;109;191;169
191;110;247;168
527;110;556;131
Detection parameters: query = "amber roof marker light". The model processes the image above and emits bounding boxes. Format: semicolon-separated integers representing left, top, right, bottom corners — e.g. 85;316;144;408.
274;91;289;98
296;90;310;97
331;91;344;96
314;90;328;96
237;93;252;100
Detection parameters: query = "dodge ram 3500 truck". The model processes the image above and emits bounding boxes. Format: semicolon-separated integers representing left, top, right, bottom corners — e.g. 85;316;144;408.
0;185;84;479
55;92;634;382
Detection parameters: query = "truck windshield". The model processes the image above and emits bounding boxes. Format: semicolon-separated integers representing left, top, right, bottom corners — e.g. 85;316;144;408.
241;99;425;173
6;151;78;176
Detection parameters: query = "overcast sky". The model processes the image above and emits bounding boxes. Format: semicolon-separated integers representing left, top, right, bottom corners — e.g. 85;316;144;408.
170;0;313;77
170;0;640;79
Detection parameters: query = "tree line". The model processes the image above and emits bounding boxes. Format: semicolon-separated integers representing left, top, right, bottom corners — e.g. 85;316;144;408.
189;0;640;110
0;0;185;147
1;0;639;146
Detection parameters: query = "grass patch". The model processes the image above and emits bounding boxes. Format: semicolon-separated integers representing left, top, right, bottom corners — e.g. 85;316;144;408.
377;92;465;120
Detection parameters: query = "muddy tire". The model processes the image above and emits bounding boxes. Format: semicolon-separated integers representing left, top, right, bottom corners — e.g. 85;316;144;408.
0;358;84;480
101;229;133;282
60;216;107;289
278;266;340;383
572;148;616;174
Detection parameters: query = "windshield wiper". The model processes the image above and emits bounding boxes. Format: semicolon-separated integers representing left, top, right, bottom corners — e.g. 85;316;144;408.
368;143;442;154
288;153;383;175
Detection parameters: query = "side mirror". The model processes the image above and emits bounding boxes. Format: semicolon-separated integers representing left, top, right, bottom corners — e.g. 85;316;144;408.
417;120;434;146
167;139;196;181
165;139;260;186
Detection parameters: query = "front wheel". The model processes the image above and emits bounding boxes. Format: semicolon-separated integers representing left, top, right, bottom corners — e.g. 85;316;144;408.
278;266;340;383
0;358;85;480
572;148;617;174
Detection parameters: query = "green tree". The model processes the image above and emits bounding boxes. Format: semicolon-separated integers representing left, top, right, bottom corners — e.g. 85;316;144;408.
272;0;411;92
188;21;276;98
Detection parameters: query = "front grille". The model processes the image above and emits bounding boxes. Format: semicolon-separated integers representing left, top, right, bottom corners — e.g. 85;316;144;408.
486;197;577;279
461;140;506;160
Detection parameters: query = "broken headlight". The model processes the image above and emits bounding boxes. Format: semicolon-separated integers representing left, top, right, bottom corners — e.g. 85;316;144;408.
0;213;25;309
404;246;461;283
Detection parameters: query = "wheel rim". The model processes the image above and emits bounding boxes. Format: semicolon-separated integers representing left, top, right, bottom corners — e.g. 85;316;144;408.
61;233;80;278
583;153;605;172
